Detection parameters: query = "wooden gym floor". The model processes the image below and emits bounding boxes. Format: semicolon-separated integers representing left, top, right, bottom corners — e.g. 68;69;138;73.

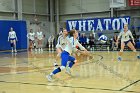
0;50;140;93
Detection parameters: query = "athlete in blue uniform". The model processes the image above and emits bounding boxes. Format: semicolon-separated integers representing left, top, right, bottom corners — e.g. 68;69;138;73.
47;29;88;81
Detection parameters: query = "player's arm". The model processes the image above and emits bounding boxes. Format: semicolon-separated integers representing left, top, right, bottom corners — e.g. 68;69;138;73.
116;32;122;45
129;31;135;44
8;32;10;42
56;35;62;48
76;42;89;55
41;33;44;38
27;33;29;38
14;32;18;41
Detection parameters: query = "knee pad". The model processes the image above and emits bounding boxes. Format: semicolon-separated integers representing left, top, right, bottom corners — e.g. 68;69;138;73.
74;60;77;63
120;49;123;52
133;49;136;52
60;66;65;70
71;61;75;64
57;67;61;72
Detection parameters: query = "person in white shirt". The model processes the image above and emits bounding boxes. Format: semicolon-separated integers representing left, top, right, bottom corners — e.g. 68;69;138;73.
47;29;89;81
27;29;36;51
48;34;54;49
54;28;68;66
36;28;44;52
8;27;18;53
116;24;140;61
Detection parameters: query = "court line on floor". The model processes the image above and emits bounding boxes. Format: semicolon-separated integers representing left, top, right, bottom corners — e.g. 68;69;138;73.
0;58;50;76
0;54;100;77
0;54;99;76
0;80;140;93
0;52;55;67
0;49;27;53
0;52;50;67
119;79;140;91
0;53;137;86
0;52;28;67
0;54;140;93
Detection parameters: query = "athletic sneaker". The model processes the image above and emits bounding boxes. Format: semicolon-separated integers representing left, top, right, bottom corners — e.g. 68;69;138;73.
11;49;13;53
137;55;140;59
118;57;122;61
35;48;37;52
41;48;43;51
47;75;52;81
66;67;71;75
14;49;17;53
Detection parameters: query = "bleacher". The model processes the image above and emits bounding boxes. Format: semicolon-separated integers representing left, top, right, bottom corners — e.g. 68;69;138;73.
85;42;140;51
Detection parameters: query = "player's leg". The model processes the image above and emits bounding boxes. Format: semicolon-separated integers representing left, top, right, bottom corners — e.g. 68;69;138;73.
47;51;69;81
29;40;33;51
33;40;37;51
13;39;17;52
118;42;125;61
52;41;54;49
39;39;43;51
54;47;62;66
48;41;51;48
10;39;14;52
37;39;41;51
66;56;77;75
127;41;140;59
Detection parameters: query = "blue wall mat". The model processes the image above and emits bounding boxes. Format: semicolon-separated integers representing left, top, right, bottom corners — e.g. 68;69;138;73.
0;20;27;50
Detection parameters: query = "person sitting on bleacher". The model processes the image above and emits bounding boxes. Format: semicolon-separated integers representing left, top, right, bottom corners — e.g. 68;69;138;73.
88;34;95;50
83;34;87;48
79;34;85;46
112;33;118;50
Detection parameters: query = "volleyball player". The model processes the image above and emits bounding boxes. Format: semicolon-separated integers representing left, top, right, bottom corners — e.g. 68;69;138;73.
47;29;89;81
36;28;44;52
8;27;18;53
27;29;36;51
116;24;140;61
54;28;69;66
48;35;54;49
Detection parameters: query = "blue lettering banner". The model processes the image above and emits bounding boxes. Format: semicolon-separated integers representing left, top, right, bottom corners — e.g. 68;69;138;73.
66;16;130;31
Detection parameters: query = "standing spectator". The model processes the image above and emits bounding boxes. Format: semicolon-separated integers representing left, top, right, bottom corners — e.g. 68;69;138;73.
27;29;36;52
88;34;95;50
112;33;118;50
79;34;84;45
48;34;55;49
36;28;44;52
83;34;87;48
